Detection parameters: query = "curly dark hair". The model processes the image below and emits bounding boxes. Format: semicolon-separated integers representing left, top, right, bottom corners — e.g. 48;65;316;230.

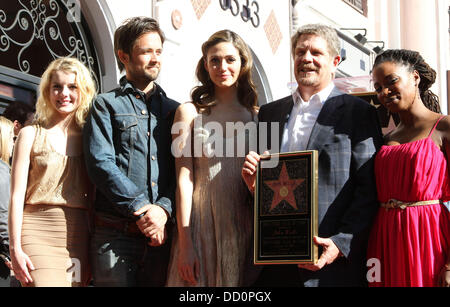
2;101;35;125
191;30;258;114
373;49;441;113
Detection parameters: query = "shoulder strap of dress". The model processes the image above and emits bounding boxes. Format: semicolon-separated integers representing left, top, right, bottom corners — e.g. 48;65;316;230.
27;124;39;157
428;116;445;137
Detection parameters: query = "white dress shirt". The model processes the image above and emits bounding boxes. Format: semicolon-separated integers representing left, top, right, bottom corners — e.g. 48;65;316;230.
280;83;338;153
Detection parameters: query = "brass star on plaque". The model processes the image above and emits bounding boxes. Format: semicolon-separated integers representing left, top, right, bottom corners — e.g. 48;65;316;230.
264;162;305;212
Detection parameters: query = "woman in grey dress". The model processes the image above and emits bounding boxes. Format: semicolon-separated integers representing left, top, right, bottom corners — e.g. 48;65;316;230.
167;30;259;287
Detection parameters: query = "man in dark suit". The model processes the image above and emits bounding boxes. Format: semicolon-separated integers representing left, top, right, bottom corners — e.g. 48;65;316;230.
242;24;383;286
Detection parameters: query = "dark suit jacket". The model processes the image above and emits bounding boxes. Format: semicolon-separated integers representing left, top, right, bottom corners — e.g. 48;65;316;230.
257;89;383;286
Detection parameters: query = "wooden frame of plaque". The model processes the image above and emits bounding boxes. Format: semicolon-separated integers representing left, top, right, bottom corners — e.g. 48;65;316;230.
254;151;318;265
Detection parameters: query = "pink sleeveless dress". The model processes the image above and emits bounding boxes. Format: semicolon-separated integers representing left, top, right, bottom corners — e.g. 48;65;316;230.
367;117;450;287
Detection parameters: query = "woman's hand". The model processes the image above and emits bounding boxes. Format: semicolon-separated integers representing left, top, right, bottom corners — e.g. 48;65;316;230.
177;245;200;286
438;264;450;287
11;248;34;285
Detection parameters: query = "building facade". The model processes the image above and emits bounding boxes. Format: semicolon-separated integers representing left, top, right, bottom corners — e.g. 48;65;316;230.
0;0;449;115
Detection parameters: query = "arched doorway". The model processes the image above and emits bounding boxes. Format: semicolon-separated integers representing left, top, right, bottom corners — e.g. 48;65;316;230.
250;49;272;106
0;0;102;112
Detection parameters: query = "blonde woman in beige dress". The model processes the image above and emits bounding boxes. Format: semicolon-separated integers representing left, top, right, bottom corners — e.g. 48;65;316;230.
167;30;258;287
9;57;96;287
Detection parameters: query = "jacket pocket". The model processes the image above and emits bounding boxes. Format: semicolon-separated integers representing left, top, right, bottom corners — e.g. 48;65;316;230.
118;116;138;131
115;114;138;176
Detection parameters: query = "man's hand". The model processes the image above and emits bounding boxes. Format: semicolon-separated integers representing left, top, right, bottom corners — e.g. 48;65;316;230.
298;236;342;271
241;151;266;194
134;204;168;245
148;228;167;247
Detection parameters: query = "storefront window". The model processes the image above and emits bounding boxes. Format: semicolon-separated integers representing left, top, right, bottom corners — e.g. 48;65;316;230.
0;81;36;113
0;0;102;91
342;0;368;16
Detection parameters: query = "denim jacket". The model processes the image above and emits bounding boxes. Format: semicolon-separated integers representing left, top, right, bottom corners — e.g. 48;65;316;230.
83;77;179;220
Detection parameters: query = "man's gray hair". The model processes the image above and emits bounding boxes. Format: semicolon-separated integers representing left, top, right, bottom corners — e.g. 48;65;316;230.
291;24;341;58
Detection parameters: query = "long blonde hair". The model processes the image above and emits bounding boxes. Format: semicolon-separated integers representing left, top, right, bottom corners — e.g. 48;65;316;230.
0;116;14;164
35;57;96;128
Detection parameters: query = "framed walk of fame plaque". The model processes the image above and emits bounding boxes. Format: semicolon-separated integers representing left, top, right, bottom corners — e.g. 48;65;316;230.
254;151;318;265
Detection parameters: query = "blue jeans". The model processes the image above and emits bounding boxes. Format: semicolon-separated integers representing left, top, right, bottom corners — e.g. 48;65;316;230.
90;226;170;287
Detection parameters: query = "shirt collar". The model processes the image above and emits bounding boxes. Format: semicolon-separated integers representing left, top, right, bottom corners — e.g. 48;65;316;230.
292;82;336;106
118;76;165;99
119;76;135;93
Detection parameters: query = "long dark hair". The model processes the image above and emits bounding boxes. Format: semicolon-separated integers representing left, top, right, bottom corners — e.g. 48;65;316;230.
191;30;258;114
373;49;441;113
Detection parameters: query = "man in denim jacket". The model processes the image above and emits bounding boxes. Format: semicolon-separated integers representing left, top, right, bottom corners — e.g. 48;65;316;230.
83;17;179;286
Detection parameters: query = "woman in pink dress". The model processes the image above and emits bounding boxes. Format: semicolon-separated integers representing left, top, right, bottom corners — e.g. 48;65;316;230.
367;49;450;287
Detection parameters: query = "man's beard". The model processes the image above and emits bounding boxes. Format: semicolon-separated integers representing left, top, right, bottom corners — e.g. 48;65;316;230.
296;74;318;87
295;66;319;87
128;64;160;83
143;67;160;82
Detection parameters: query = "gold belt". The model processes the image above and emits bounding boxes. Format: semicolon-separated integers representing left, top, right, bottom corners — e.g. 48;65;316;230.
380;199;440;210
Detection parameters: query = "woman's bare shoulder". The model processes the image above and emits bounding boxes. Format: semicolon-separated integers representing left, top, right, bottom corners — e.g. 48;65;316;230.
174;102;199;124
16;125;37;142
436;114;450;140
177;102;198;116
12;125;37;163
437;114;450;128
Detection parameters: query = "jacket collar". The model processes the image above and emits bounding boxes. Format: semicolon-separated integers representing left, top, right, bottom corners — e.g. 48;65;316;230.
278;96;294;148
118;76;177;119
118;76;167;99
276;85;342;149
306;90;346;150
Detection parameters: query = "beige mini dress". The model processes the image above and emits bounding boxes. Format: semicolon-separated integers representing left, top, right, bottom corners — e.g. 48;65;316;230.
21;125;91;287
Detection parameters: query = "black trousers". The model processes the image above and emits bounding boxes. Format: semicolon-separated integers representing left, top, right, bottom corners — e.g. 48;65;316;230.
251;264;303;287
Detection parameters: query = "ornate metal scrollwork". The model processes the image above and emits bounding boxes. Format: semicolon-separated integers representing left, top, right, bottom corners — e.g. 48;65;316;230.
0;0;102;91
